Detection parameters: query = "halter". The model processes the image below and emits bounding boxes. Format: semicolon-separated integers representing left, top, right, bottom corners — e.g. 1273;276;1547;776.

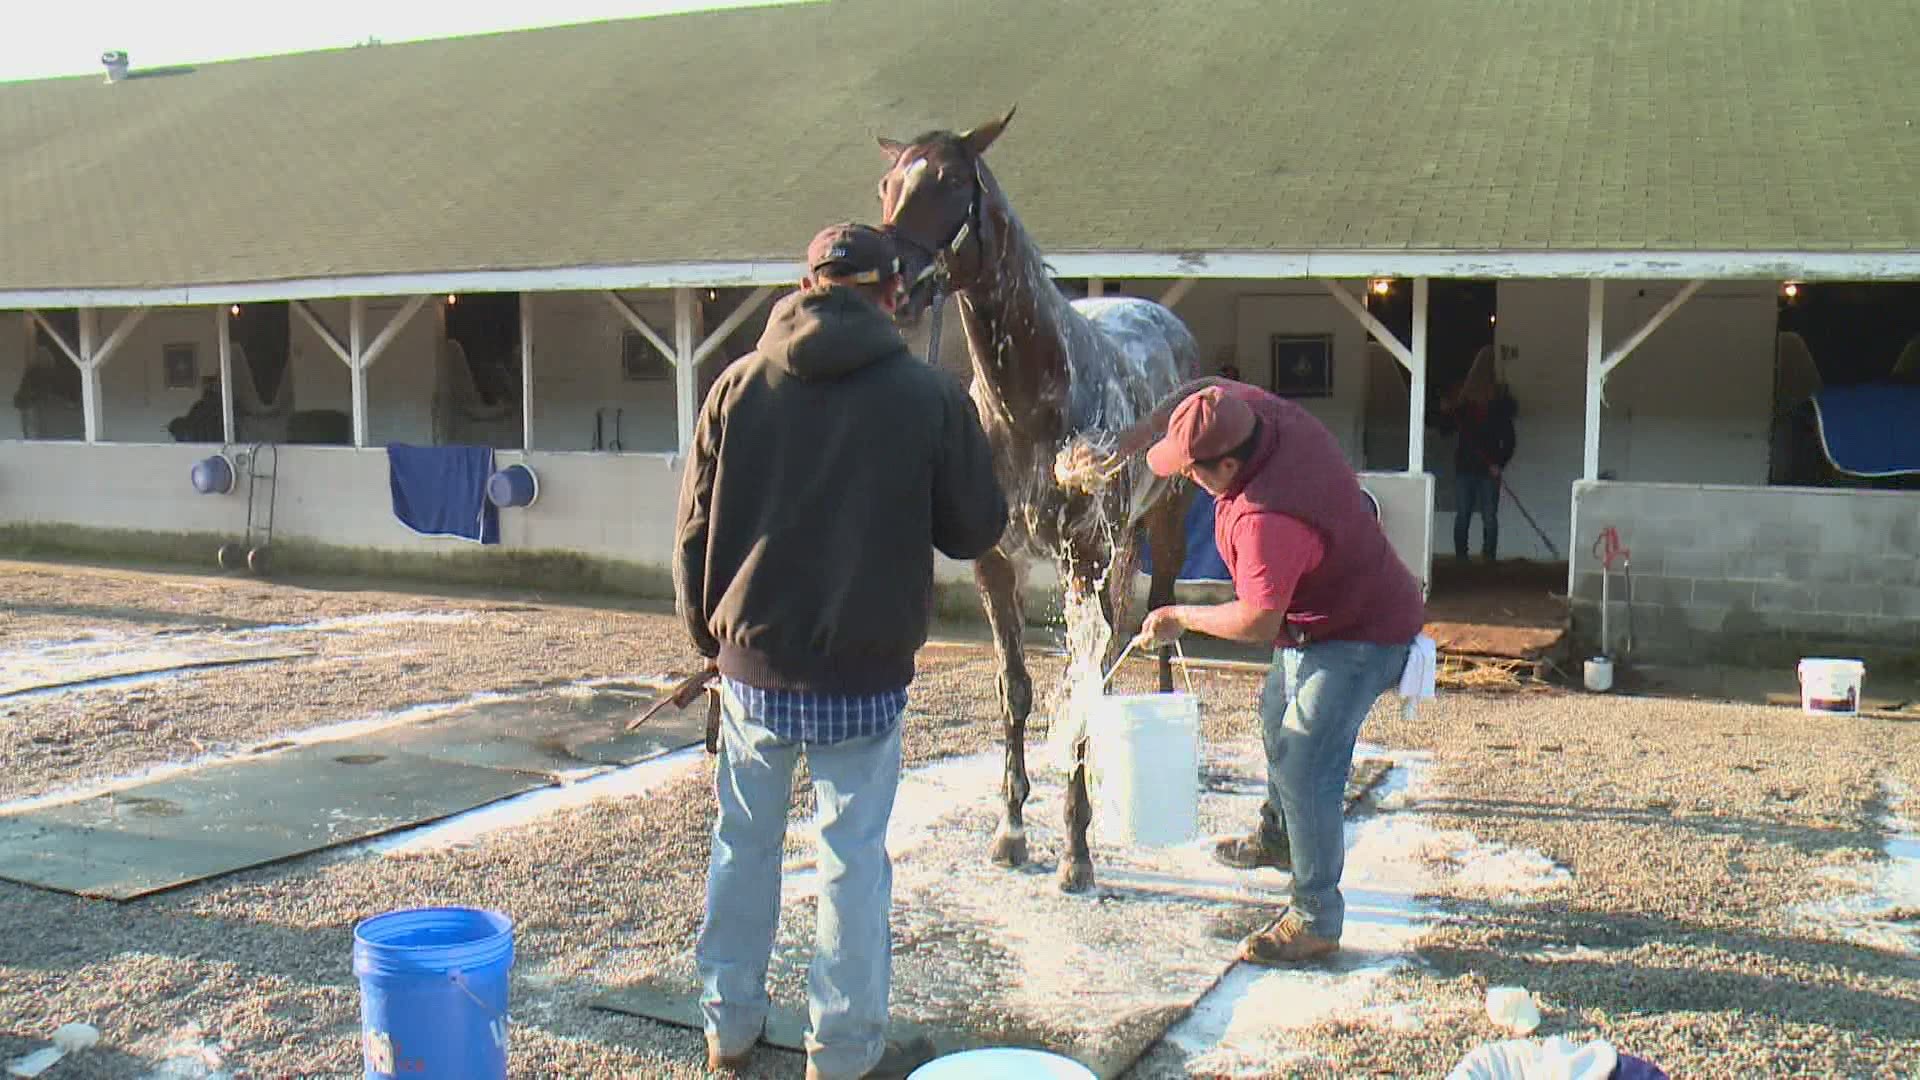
885;155;987;364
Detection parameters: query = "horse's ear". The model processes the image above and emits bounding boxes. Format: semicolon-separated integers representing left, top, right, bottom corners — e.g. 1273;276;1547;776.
877;136;909;160
960;104;1016;156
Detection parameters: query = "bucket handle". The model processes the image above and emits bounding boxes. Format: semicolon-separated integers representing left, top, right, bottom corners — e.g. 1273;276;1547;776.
1103;635;1197;696
447;968;511;1027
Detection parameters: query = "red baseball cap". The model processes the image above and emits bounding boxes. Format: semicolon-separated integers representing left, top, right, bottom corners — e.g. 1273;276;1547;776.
1146;387;1257;477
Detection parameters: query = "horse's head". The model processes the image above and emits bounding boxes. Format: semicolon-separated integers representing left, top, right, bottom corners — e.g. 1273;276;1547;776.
875;106;1015;320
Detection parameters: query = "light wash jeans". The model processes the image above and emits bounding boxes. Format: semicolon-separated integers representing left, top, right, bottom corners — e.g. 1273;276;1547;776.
1255;639;1411;941
696;686;903;1080
1454;470;1501;560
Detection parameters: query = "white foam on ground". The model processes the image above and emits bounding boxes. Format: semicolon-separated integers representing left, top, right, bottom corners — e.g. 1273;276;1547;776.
138;1023;230;1080
240;610;469;636
1163;751;1573;1076
366;745;705;855
1793;779;1920;955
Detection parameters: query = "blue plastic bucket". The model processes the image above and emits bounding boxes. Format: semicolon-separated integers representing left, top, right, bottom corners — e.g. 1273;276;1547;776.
352;907;514;1079
190;454;235;495
485;464;539;509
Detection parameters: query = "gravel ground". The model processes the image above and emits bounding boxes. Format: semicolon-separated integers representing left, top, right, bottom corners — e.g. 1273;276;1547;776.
2;559;1917;1078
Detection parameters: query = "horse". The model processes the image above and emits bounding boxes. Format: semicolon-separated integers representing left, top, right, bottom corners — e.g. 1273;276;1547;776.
877;108;1200;892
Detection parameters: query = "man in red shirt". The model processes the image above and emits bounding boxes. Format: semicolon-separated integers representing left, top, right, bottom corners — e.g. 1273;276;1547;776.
1073;379;1424;964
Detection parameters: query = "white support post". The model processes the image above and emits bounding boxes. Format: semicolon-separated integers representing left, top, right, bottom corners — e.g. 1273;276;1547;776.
78;308;99;443
601;291;676;366
674;287;697;453
1408;277;1429;474
1584;280;1605;481
350;297;367;448
690;286;775;368
216;305;235;444
519;293;534;452
1158;279;1197;310
291;300;352;366
1600;279;1705;380
359;295;427;368
1087;277;1105;298
1323;280;1415;372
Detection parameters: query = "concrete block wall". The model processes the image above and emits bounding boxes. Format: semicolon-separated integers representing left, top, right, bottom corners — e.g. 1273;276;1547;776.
1570;480;1920;665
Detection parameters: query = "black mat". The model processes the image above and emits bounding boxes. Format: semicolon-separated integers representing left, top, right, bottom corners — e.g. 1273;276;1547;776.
0;683;705;899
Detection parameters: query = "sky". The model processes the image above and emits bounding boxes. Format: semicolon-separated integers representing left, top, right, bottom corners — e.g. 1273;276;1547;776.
1;0;790;82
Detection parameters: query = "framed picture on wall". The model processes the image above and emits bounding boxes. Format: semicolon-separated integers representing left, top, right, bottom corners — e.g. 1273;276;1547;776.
1269;334;1333;397
162;343;198;390
621;330;671;381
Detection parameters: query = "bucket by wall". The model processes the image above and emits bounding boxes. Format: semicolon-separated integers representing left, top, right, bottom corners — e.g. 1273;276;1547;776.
352;907;514;1079
485;464;539;509
190;454;235;495
1086;692;1200;848
909;1047;1097;1079
1798;658;1865;716
1584;657;1614;693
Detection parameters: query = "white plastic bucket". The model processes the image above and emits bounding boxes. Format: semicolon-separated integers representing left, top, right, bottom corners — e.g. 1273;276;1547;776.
1798;658;1865;716
1584;656;1614;693
1085;691;1200;848
909;1047;1097;1079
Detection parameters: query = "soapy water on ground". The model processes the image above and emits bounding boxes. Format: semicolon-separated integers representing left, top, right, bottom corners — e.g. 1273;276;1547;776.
1160;752;1575;1077
1792;779;1920;956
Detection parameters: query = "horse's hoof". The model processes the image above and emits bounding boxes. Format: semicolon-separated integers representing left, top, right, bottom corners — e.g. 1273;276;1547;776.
989;825;1029;868
1057;858;1095;894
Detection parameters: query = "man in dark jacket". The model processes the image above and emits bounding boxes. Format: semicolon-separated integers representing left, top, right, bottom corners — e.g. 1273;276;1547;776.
1440;380;1518;562
676;223;1007;1080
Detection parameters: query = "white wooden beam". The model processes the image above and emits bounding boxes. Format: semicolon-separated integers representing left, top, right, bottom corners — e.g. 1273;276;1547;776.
1087;277;1105;298
26;310;81;368
1158;279;1196;309
602;291;676;366
1408;277;1428;475
90;308;147;369
349;297;368;448
1323;280;1415;371
1584;280;1605;482
520;293;534;452
690;286;774;368
216;304;235;444
6;251;1920;310
360;295;428;368
674;287;697;453
291;300;352;367
1600;279;1704;380
78;308;100;443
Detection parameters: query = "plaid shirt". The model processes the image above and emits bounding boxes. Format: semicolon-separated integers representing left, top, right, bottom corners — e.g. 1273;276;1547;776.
721;677;906;746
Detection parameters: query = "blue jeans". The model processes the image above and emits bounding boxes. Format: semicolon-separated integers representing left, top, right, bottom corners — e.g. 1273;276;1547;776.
696;687;903;1080
1454;470;1500;560
1255;639;1411;941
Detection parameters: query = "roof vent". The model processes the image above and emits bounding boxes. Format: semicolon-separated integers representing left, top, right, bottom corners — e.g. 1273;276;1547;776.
101;50;130;83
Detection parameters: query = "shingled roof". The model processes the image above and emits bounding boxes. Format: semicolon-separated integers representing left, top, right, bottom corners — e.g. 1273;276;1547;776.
2;0;1916;293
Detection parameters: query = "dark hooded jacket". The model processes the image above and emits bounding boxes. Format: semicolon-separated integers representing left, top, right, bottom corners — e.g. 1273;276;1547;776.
674;285;1007;694
1446;389;1518;476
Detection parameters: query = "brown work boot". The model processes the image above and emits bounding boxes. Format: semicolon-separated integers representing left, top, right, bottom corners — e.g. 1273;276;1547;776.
1238;909;1339;965
804;1035;938;1080
1213;831;1291;871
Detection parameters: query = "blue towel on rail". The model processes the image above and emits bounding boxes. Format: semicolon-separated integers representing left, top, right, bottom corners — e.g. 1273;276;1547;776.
1811;384;1920;477
1138;491;1233;582
387;444;499;544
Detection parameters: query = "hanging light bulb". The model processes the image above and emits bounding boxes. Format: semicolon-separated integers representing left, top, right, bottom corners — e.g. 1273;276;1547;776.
1369;278;1393;297
706;289;719;302
229;305;241;316
446;294;458;305
1489;314;1498;325
1781;281;1801;300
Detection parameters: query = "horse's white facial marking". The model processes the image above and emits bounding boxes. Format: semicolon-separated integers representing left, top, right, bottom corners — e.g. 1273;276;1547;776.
900;157;932;203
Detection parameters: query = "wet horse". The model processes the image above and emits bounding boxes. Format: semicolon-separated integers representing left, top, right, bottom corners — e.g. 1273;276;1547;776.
877;109;1198;892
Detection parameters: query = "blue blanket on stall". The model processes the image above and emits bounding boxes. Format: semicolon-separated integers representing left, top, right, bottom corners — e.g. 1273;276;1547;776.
1811;384;1920;477
388;444;499;544
1138;491;1233;582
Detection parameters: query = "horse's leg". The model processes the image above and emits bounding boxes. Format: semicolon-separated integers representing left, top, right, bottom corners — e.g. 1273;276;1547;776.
1144;483;1192;693
1057;539;1113;895
976;547;1033;868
